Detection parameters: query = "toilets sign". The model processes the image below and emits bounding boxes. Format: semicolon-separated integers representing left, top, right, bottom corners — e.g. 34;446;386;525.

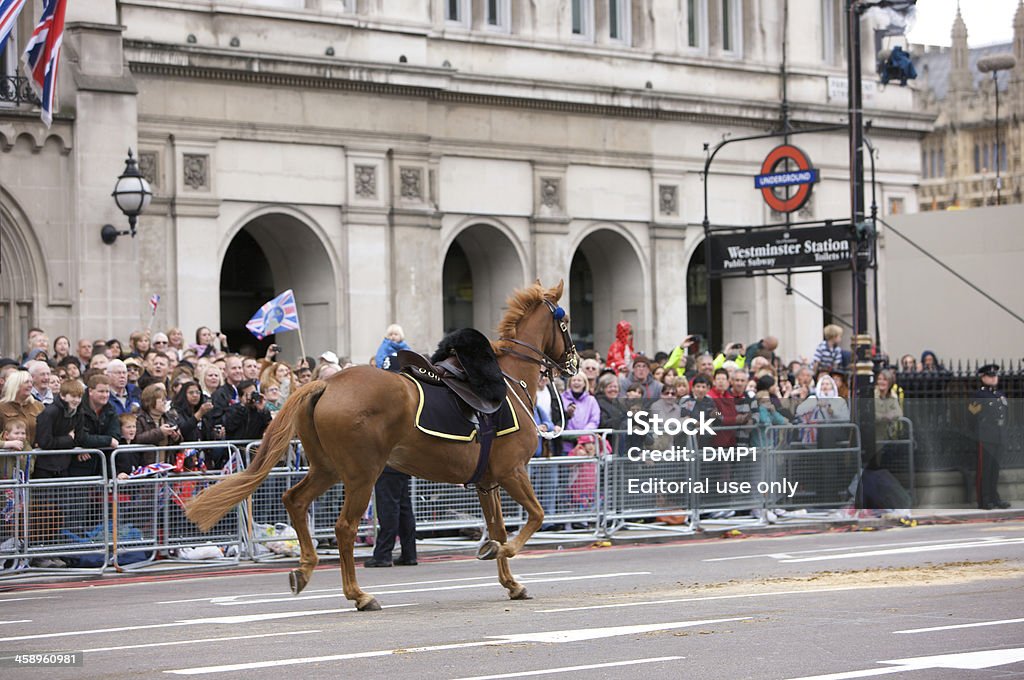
755;144;819;213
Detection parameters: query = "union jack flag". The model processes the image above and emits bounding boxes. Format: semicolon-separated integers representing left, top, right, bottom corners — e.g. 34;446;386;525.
21;0;67;128
246;289;301;340
0;0;28;57
149;293;160;312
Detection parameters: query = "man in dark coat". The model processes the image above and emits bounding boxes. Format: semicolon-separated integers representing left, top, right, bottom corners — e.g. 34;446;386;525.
223;380;272;442
72;374;121;477
967;364;1011;510
33;379;84;478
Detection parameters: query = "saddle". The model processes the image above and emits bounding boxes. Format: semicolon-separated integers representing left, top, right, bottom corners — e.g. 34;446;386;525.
399;329;512;486
398;328;507;415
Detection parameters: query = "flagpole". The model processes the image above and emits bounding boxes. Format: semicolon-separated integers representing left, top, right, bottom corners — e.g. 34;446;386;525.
293;291;307;361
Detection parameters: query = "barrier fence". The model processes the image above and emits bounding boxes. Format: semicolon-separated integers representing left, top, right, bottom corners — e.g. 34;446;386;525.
1;419;916;578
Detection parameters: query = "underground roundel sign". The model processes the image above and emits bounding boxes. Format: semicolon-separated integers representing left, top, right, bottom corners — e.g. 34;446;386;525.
754;144;819;213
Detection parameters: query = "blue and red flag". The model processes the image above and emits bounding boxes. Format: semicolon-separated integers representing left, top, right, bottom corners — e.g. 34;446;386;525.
246;289;301;340
21;0;67;127
0;0;28;57
149;293;160;313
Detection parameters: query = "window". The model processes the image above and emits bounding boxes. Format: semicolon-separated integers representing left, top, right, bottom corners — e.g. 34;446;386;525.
821;0;844;64
983;143;990;171
447;0;460;21
996;142;1007;172
974;144;980;173
686;0;706;49
721;0;741;54
485;0;510;31
921;150;928;179
930;150;937;179
572;0;593;39
938;148;945;177
608;0;630;43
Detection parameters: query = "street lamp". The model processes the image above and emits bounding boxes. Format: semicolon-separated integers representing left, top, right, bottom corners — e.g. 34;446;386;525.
977;53;1016;205
102;148;153;245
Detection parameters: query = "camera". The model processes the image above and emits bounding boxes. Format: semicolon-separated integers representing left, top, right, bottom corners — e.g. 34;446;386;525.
270;344;280;353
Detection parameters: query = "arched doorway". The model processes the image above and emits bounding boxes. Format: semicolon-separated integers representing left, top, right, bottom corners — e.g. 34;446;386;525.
568;250;594;350
572;228;645;357
442;224;524;335
220;212;336;361
685;243;722;355
0;192;41;357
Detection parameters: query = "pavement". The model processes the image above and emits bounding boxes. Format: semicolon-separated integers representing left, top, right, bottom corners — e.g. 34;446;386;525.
1;512;1023;679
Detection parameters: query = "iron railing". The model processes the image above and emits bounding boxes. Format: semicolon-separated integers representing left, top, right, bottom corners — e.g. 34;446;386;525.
0;75;40;106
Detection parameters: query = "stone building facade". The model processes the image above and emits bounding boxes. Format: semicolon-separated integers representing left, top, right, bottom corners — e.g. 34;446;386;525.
1;0;927;363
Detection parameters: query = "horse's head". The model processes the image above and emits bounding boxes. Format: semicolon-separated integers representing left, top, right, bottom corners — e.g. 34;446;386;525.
497;280;580;377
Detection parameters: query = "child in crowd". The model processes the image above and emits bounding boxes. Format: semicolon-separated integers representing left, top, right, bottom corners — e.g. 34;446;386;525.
1;418;28;479
567;434;600;512
114;413;139;480
374;324;411;372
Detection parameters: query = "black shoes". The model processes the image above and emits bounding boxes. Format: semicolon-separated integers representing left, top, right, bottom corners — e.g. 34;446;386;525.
363;558;393;568
394;558;418;566
979;501;1012;510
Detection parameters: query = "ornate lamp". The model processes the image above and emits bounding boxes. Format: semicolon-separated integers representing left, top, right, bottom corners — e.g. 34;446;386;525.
102;148;153;244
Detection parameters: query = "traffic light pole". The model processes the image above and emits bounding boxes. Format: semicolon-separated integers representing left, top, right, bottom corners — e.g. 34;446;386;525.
847;0;876;501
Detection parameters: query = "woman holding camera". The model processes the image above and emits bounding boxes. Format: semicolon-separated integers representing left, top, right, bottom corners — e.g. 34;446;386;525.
135;383;182;448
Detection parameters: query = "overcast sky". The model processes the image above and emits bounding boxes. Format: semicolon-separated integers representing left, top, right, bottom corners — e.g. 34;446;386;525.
906;0;1020;47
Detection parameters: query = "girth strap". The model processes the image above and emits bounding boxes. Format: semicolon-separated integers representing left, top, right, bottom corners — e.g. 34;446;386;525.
467;412;496;486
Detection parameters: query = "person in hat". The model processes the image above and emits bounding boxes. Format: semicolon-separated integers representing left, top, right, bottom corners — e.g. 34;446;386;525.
617;354;662;402
967;364;1011;510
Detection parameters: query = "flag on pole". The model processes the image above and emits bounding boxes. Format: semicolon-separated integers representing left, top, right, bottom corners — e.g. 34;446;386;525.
0;0;28;57
149;294;160;313
21;0;67;128
246;289;301;340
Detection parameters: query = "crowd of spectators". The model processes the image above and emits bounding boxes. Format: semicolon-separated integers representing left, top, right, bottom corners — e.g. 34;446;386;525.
0;326;356;483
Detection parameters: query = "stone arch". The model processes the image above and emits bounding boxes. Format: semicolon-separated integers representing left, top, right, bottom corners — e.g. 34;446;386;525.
442;219;527;335
0;187;47;356
570;223;648;356
220;207;340;359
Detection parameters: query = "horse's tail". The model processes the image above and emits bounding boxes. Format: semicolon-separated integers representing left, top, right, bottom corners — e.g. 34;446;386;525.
186;380;328;532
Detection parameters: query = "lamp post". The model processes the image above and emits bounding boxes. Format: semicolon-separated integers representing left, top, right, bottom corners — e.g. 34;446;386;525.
102;148;153;245
977;53;1016;205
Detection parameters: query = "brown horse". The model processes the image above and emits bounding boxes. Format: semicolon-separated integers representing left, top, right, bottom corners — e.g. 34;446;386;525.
186;281;578;611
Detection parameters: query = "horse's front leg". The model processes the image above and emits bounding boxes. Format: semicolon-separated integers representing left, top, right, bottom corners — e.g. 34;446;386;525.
476;486;530;600
482;466;544;560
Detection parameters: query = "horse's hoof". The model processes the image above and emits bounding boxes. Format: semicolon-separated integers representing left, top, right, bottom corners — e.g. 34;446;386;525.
357;597;382;611
289;569;309;595
509;586;532;600
477;540;501;560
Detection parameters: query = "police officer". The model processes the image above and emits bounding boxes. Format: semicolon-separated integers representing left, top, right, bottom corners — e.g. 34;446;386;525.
967;364;1011;510
364;467;418;567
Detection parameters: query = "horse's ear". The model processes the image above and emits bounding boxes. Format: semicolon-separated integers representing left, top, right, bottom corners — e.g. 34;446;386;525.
550;279;564;302
534;278;542;286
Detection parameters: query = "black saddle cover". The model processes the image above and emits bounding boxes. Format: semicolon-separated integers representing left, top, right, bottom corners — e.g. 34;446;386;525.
399;374;520;442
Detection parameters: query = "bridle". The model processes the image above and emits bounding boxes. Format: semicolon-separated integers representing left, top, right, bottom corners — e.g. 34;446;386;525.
496;299;580;378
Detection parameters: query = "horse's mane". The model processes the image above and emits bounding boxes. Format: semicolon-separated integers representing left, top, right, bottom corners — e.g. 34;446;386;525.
495;282;556;340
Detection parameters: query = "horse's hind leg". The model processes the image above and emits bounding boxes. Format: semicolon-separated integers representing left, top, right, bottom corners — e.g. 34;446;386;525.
335;482;380;611
476;487;530;601
282;468;339;595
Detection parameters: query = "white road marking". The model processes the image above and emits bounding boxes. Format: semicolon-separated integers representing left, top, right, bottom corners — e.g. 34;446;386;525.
537;585;868;613
158;571;573;604
0;620;31;625
165;618;747;675
703;537;1007;562
779;538;1024;563
0;595;61;603
782;647;1024;680
447;656;685;680
78;629;321;653
214;572;650;606
894;618;1024;634
0;604;415;642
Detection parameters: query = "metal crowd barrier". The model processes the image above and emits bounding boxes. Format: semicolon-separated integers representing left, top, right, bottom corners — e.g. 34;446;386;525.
1;416;922;579
1;450;109;579
109;443;244;571
763;422;862;512
876;416;916;503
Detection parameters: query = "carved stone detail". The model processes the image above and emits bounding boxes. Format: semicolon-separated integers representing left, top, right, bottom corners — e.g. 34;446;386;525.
400;166;422;199
540;177;560;209
659;184;678;215
183;154;208;190
355;164;377;198
138;152;158;187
